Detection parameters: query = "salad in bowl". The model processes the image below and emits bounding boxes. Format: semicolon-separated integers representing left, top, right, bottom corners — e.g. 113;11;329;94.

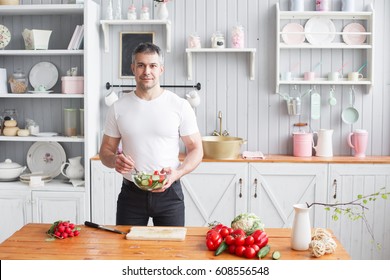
132;170;168;191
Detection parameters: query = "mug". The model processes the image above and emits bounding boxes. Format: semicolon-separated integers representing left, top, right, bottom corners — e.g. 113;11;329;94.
280;72;292;81
348;129;368;158
105;91;118;106
304;72;315;81
328;72;341;81
348;72;363;81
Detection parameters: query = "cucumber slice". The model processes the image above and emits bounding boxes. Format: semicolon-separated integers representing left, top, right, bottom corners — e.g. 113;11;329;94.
151;175;160;181
272;251;281;260
141;179;149;186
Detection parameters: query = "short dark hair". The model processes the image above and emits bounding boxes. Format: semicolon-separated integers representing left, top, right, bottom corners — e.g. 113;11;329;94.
131;42;164;65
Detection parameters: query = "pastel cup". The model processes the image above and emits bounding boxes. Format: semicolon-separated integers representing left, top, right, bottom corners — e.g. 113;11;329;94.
280;72;292;81
328;72;341;81
348;72;363;81
348;129;368;158
304;72;315;81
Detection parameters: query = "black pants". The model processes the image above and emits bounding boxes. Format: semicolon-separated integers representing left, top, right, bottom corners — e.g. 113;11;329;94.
116;178;185;226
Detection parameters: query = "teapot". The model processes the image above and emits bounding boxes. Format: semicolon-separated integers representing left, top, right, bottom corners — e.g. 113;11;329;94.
61;156;84;180
186;90;201;107
313;129;333;157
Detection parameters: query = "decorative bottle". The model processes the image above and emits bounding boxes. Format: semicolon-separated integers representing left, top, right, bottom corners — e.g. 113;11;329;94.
127;4;136;20
140;5;150;20
316;0;330;11
156;1;169;20
231;25;245;48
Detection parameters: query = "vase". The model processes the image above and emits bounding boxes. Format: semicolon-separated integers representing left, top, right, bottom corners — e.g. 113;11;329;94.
291;203;311;250
156;2;169;20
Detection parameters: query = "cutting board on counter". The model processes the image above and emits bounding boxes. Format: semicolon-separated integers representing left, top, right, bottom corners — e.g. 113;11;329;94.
126;226;187;241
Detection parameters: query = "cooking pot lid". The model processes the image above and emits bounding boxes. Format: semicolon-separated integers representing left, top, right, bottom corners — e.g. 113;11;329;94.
0;159;23;169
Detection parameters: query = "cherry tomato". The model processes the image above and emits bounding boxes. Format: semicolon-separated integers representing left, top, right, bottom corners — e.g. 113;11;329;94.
73;230;80;236
228;244;236;254
245;235;254;246
212;224;224;233
235;245;246;257
232;229;246;237
65;227;72;234
58;225;65;233
251;244;260;253
234;235;245;246
224;235;235;245
220;227;230;238
159;175;165;183
154;170;159;175
68;223;75;230
244;247;256;259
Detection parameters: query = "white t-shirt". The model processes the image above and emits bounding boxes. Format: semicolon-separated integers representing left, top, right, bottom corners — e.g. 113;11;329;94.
103;90;199;180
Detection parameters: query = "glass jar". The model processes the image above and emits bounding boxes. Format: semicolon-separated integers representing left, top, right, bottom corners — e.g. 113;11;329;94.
211;31;225;48
231;25;245;48
127;4;137;20
140;5;150;20
188;33;201;48
1;109;18;135
9;69;28;93
316;0;330;11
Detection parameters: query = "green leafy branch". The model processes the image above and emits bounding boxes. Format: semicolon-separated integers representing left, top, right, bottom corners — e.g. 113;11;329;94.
306;187;389;248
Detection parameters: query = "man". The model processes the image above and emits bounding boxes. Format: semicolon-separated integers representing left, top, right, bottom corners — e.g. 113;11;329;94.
99;43;203;226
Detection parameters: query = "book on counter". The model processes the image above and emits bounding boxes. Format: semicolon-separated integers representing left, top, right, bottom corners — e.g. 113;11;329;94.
67;25;84;50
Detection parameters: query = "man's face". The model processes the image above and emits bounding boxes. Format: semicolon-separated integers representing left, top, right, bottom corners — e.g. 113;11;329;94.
131;52;164;91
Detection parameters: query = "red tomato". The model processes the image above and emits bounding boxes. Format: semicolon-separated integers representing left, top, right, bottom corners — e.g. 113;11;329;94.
148;178;153;186
73;230;80;236
232;229;246;237
220;227;230;238
244;247;256;259
159;175;165;183
68;223;75;230
245;235;254;246
251;244;260;253
228;244;236;254
235;245;246;257
154;170;159;175
234;235;245;246
212;224;224;233
224;235;235;245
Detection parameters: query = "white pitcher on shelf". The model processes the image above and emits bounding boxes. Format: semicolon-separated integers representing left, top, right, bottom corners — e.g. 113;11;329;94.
61;156;84;180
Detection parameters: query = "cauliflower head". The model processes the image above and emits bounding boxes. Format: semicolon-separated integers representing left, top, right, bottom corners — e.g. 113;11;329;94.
231;213;264;235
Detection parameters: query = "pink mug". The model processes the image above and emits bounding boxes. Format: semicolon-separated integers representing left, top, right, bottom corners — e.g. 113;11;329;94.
348;129;368;158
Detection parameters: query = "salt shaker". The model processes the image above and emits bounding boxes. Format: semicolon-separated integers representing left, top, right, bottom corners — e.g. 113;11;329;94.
140;5;150;20
127;4;137;20
231;25;245;48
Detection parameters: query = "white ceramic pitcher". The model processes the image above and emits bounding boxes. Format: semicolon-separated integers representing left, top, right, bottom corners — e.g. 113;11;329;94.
313;129;333;157
61;156;84;180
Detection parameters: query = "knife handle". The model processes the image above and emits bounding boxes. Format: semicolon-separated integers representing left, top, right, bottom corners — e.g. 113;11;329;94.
84;221;100;229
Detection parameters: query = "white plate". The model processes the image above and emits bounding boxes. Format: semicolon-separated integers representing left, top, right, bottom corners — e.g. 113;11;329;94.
32;132;58;137
305;16;336;45
27;142;66;178
29;62;58;90
28;90;53;94
342;23;367;45
281;23;305;45
0;24;11;49
20;172;52;181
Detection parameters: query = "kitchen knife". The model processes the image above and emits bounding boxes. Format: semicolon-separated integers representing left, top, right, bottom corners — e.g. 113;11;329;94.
84;221;127;235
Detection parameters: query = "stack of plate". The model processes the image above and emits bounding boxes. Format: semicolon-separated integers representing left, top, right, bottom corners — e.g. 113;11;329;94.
20;173;53;184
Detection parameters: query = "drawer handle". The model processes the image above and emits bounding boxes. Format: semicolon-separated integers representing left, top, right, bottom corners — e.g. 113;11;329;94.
254;178;258;198
333;179;337;199
239;178;243;198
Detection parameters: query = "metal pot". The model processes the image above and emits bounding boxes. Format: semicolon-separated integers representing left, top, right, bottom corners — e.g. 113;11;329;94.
202;136;246;159
0;159;26;181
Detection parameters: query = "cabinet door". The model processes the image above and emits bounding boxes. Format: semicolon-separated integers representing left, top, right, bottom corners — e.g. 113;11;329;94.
90;160;122;225
31;191;85;224
0;190;32;243
249;163;328;228
181;162;248;226
328;164;390;260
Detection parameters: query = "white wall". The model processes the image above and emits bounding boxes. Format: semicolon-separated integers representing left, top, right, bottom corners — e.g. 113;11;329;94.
99;0;389;156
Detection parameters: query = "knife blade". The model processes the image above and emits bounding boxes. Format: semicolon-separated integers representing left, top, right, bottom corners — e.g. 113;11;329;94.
84;221;127;235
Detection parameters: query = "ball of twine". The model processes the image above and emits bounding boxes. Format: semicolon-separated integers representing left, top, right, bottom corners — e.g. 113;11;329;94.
309;228;337;258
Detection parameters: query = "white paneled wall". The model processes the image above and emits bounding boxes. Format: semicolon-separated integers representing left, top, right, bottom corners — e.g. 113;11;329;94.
99;0;389;156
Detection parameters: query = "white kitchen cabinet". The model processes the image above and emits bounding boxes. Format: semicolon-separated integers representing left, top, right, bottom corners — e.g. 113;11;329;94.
0;2;101;228
248;163;328;228
0;184;85;243
327;164;390;260
275;3;374;93
181;162;248;227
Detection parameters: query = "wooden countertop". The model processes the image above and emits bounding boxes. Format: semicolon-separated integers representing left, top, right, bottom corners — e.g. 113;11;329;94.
91;154;390;164
0;223;350;260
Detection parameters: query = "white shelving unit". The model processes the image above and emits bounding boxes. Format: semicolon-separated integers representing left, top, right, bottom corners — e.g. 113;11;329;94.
185;48;256;80
275;3;374;93
0;2;101;241
100;19;171;52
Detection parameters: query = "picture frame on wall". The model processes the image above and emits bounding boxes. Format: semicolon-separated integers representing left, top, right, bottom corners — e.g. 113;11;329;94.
119;32;155;78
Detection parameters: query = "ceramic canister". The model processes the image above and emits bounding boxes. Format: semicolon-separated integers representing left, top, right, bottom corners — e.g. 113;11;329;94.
348;129;368;158
293;132;313;157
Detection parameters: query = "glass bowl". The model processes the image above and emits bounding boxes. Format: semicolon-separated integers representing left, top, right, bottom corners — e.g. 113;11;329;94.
132;171;168;191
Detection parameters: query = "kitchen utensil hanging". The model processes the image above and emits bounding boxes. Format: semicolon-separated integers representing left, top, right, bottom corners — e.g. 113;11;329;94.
341;86;359;124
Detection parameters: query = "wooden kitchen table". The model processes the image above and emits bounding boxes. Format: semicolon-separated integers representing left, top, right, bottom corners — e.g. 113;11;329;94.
0;224;350;260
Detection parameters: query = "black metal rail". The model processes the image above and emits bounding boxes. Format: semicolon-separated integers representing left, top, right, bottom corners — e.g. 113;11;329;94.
105;82;201;91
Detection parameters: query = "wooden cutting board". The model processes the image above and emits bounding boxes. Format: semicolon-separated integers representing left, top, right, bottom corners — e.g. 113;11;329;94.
126;226;187;241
